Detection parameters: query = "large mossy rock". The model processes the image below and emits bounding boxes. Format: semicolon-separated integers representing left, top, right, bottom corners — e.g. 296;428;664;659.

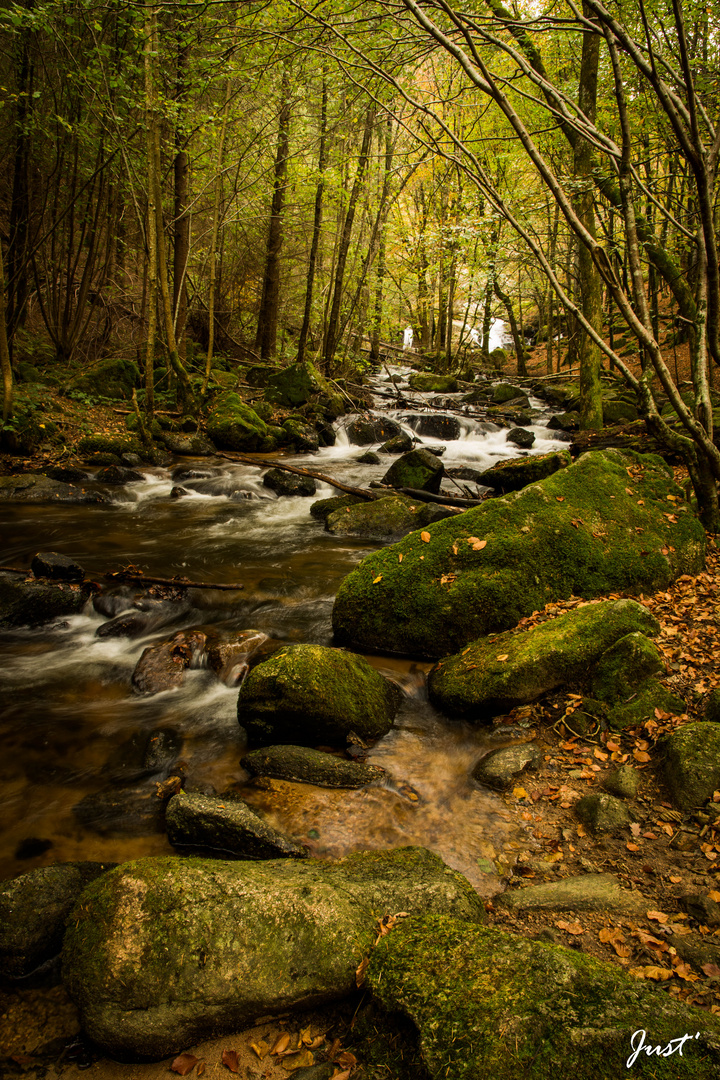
206;393;268;451
264;360;337;410
428;599;658;718
67;358;140;400
332;450;705;658
0;862;114;977
381;447;445;494
663;722;720;810
61;848;485;1060
0;574;93;627
237;644;402;746
365;913;720;1079
0;474;105;504
478;449;571;493
408;374;458;393
590;632;686;730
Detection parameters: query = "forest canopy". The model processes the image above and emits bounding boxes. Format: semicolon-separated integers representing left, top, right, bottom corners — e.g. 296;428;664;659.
2;0;720;522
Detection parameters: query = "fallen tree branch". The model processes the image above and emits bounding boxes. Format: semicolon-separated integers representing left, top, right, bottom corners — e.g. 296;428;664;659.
214;450;380;500
389;486;486;507
108;570;244;591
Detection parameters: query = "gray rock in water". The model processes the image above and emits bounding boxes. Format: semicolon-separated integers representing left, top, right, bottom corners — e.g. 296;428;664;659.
241;745;385;788
574;792;638;833
357;450;381;465
31;551;85;581
131;630;207;695
263;468;317;497
380;432;414;454
61;847;485;1059
166;791;307;858
162;432;217;456
381;447;445;494
0;574;92;628
0;862;114;977
95;465;145;485
506;427;535;449
73;781;170;835
472;743;541;790
496;873;647;915
0;473;105;503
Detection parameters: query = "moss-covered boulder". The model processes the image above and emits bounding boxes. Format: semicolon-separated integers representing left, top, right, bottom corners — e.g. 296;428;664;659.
663;723;720;810
264;360;337;410
381;447;445;494
310;494;364;521
574;792;638;833
78;433;143;458
263;468;316;497
61;848;485;1060
326;495;444;542
364;914;720;1079
237;644;402;746
332;450;705;658
478;449;571;493
67;358;140;400
282;417;319;452
603;398;639;423
590;632;687;730
241;745;385;788
428;600;658;718
165;791;307;858
0;862;114;978
408;374;459;393
0;573;93;627
345;415;402;445
206;393;268;451
161;432;217;456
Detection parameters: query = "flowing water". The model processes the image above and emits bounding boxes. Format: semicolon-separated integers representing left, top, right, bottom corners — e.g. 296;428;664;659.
0;362;566;894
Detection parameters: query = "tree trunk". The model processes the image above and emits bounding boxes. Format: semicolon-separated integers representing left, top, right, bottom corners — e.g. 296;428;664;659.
255;67;291;360
298;69;328;366
203;80;231;392
173;40;190;369
323;103;375;369
0;240;14;422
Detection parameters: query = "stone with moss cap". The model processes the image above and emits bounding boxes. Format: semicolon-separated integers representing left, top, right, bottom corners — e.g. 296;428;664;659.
364;913;720;1078
332;450;705;659
408;373;459;393
477;449;571;493
263;359;338;411
381;447;445;494
428;599;659;719
237;644;402;746
663;722;720;810
241;745;385;788
326;494;449;542
61;848;485;1060
206;392;268;451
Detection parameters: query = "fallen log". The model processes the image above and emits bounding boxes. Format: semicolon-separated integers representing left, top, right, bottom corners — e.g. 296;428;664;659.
214;451;380;501
388;487;487;508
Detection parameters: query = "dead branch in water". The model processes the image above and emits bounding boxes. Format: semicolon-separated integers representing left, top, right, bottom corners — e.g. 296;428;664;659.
214;450;380;500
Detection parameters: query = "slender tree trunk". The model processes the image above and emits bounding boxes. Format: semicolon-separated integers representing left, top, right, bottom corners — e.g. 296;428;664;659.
173;40;190;368
575;2;603;428
255;67;291;360
0;240;14;422
323;103;374;369
203;80;231;392
298;70;328;366
494;278;526;377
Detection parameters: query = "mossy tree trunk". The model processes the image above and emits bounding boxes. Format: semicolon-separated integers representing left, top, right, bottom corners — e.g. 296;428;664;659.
255;66;291;361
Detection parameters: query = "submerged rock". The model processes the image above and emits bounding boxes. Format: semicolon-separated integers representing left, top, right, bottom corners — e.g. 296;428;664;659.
0;862;114;978
131;630;207;695
365;913;720;1079
165;791;307;858
263;468;317;497
472;743;541;789
332;450;705;658
61;848;485;1059
241;745;385;788
237;644;402;746
428;599;659;719
0;574;92;627
30;551;85;582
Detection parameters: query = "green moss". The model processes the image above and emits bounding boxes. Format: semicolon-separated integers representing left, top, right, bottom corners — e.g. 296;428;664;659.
264;360;334;408
332;450;706;658
236;643;402;745
310;494;365;521
206;392;268;451
478;450;571;492
407;374;459;393
591;632;664;701
381;449;445;494
428;600;659;718
607;681;686;731
366;914;720;1079
78;434;143;457
68;358;140;401
326;495;435;541
663;722;720;809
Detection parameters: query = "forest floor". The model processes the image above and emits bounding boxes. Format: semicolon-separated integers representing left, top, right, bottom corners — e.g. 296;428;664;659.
4;355;720;1077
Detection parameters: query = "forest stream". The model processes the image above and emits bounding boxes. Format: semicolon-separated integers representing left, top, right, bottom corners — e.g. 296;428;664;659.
0;361;568;896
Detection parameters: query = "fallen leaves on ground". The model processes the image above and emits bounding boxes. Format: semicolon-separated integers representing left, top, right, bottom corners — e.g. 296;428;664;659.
222;1049;240;1072
170;1055;199;1076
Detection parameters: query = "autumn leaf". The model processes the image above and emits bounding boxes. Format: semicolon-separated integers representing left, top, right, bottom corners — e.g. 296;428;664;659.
647;910;669;923
171;1055;199;1076
398;553;403;563
702;963;720;978
271;1034;291;1056
331;1072;351;1080
282;1050;314;1071
373;575;382;584
709;890;720;903
420;531;431;542
513;786;529;800
626;842;640;851
556;496;565;502
633;750;651;763
669;875;683;884
630;822;641;837
556;920;584;935
630;965;674;980
223;1049;240;1071
335;1052;358;1068
496;653;509;662
356;955;370;987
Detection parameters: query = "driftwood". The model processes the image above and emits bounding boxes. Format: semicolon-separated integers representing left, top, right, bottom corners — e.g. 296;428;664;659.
390;487;487;508
107;570;244;591
215;450;380;500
